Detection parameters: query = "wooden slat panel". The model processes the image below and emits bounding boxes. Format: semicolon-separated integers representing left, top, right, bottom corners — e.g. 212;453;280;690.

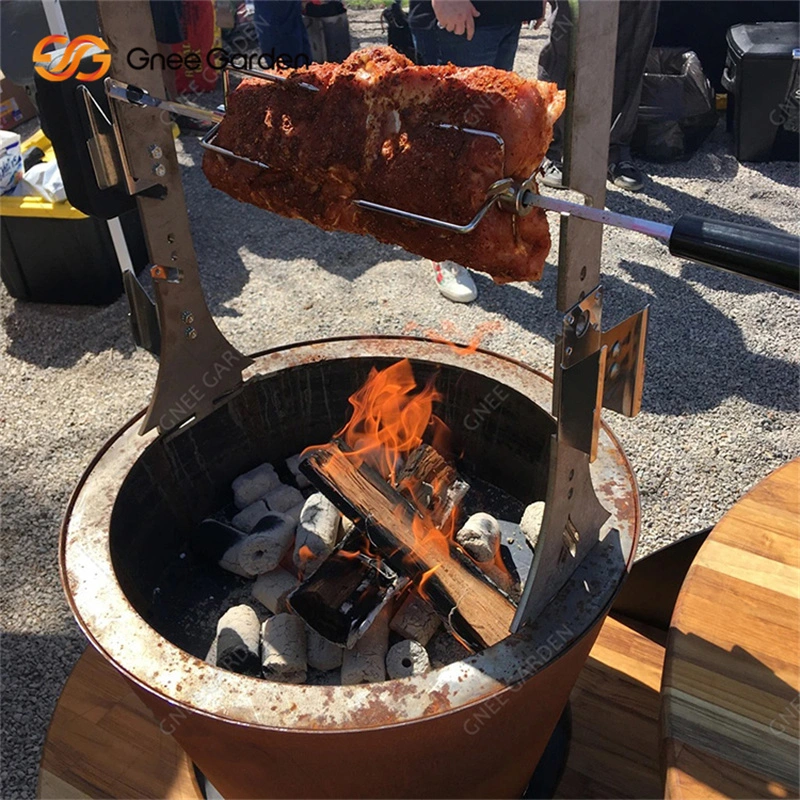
38;646;202;800
662;459;800;799
557;615;665;799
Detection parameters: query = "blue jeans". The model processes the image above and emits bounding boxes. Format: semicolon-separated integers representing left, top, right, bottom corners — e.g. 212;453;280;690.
411;22;521;71
253;0;311;68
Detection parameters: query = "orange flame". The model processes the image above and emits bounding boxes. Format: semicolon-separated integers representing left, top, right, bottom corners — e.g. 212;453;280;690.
335;359;443;485
317;357;512;604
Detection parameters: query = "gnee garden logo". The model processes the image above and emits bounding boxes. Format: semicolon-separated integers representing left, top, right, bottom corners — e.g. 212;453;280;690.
33;35;111;82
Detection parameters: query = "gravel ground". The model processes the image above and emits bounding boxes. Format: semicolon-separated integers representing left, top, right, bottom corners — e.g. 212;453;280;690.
2;12;799;798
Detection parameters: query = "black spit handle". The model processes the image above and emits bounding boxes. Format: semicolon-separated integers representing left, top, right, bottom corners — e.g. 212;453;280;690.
669;215;800;293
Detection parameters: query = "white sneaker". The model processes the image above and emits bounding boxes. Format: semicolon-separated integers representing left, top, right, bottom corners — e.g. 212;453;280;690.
432;260;478;303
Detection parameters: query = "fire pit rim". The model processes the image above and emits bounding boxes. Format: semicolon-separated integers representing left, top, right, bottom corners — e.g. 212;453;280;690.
60;336;639;732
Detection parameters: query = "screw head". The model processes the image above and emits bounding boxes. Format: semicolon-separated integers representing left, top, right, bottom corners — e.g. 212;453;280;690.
185;326;197;340
148;144;163;159
181;311;194;324
152;163;166;177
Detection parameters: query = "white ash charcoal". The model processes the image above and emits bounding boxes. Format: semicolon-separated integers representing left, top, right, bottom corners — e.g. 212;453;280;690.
231;500;269;533
215;605;261;676
456;513;501;562
237;513;295;575
192;518;250;578
427;629;472;669
339;515;355;541
264;483;305;514
294;492;340;575
284;502;305;526
390;592;441;646
386;640;430;679
205;637;217;666
306;627;343;671
261;613;307;683
520;501;545;549
232;463;280;509
252;568;298;614
285;454;311;488
341;605;391;685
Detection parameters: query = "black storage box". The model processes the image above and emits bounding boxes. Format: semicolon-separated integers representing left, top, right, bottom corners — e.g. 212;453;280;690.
1;206;146;305
633;48;718;162
722;22;800;162
1;130;148;305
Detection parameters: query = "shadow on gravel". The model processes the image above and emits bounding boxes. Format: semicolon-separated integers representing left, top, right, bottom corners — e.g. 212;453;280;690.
0;632;86;800
606;176;794;242
2;297;137;369
473;259;799;417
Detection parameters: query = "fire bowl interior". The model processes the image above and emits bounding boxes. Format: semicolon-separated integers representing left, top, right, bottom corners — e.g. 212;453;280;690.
61;336;638;734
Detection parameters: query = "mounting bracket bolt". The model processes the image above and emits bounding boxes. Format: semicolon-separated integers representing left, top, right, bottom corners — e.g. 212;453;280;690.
185;326;197;340
181;311;194;324
148;144;163;160
152;163;166;177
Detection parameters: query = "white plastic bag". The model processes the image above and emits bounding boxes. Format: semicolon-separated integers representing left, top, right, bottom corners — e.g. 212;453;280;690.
19;160;67;203
0;130;22;195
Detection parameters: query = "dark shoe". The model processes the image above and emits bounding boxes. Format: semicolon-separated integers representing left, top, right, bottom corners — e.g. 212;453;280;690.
607;160;644;192
540;157;567;189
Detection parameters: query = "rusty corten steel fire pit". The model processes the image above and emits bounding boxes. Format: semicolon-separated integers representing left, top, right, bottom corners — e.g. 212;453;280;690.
61;336;638;799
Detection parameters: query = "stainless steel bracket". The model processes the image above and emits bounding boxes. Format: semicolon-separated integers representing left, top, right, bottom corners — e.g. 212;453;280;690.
96;0;252;435
78;86;124;191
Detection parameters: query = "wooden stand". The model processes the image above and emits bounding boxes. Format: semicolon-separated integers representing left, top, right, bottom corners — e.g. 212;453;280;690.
37;615;665;799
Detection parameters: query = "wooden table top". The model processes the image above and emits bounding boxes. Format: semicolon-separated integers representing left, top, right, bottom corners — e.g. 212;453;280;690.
662;459;800;799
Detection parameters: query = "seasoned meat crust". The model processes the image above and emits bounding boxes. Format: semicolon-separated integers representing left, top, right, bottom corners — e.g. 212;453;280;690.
202;46;565;283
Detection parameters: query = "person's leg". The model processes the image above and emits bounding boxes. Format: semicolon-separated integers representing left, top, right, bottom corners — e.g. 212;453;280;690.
537;0;572;166
491;23;522;71
432;23;521;69
410;25;441;67
608;0;660;188
253;0;311;67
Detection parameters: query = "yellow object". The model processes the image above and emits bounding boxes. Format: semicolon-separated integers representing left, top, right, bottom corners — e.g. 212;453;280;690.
0;129;87;220
716;93;728;111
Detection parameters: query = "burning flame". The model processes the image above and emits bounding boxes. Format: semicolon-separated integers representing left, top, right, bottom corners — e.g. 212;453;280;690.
332;360;473;576
310;357;513;617
335;359;445;485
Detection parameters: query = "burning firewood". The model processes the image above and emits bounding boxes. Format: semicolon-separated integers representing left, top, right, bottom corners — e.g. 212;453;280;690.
300;439;516;651
395;443;469;528
287;527;406;648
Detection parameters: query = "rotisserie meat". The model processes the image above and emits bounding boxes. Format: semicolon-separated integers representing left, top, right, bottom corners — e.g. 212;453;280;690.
202;47;565;283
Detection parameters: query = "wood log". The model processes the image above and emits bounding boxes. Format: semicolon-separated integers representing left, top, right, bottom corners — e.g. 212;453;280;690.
395;443;469;529
300;441;516;651
287;527;405;648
